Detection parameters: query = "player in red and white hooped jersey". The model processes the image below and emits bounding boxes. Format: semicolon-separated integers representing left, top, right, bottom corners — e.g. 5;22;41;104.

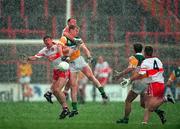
139;54;165;98
28;36;70;119
94;56;112;86
130;46;175;124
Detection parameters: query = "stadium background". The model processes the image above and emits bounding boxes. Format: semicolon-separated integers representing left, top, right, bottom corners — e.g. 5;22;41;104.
0;0;180;129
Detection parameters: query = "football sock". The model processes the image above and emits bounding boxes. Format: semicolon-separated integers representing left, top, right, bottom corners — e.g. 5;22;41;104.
98;87;105;96
154;108;161;113
72;102;77;111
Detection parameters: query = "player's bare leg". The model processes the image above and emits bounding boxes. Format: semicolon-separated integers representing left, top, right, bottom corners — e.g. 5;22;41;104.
79;84;86;104
63;81;71;100
125;91;138;117
117;90;138;124
143;96;165;124
140;92;167;124
51;78;69;119
81;66;108;101
69;72;79;117
140;93;146;108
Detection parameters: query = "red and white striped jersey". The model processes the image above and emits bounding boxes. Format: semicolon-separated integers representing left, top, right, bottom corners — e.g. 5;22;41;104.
94;62;111;78
139;57;164;83
35;44;62;68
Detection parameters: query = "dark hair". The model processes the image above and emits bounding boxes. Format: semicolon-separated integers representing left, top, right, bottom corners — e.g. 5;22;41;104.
144;46;153;56
67;17;76;23
43;35;52;41
133;43;143;53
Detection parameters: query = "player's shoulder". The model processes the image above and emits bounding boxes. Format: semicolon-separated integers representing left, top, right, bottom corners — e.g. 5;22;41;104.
40;46;48;52
60;36;67;40
129;55;138;62
129;55;135;59
142;57;161;65
63;26;69;33
59;36;67;45
151;57;162;63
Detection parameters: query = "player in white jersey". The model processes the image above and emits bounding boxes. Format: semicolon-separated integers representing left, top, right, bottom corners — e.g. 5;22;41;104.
129;46;175;124
94;56;112;103
27;36;70;119
94;56;112;86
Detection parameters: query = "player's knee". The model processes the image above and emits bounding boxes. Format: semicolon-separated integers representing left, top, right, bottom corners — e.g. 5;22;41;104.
145;106;154;112
51;87;59;94
125;98;132;104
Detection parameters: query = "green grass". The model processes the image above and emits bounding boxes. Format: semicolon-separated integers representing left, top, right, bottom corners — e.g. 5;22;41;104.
0;102;180;129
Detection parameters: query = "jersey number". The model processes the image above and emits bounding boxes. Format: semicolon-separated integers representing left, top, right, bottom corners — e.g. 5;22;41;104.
153;60;159;70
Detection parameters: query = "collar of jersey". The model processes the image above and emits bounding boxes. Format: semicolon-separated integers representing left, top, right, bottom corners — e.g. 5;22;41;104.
135;53;143;55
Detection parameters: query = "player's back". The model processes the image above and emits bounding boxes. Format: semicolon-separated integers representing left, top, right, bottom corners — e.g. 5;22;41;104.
141;57;164;83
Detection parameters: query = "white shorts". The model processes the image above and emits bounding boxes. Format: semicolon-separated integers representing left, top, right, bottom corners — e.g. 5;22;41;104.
69;56;88;72
19;76;31;84
131;80;148;94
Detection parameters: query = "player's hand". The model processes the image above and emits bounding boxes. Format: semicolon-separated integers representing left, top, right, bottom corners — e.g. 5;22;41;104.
27;57;31;61
27;56;37;61
73;37;83;45
61;56;70;62
119;78;131;88
112;70;122;80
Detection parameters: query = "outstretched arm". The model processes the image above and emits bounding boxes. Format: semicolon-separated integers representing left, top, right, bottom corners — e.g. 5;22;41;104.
116;67;134;78
28;56;38;61
130;73;147;81
114;56;139;79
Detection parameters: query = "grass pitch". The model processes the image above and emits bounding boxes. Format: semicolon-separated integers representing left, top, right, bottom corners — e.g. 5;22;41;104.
0;101;180;129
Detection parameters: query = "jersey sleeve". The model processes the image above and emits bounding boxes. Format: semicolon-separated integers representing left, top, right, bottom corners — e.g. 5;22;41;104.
139;61;148;75
59;36;67;46
128;56;138;68
35;48;46;58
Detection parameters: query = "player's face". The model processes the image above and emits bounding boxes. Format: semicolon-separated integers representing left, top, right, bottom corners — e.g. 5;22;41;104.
68;19;77;26
70;27;79;37
44;38;53;48
98;56;104;63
